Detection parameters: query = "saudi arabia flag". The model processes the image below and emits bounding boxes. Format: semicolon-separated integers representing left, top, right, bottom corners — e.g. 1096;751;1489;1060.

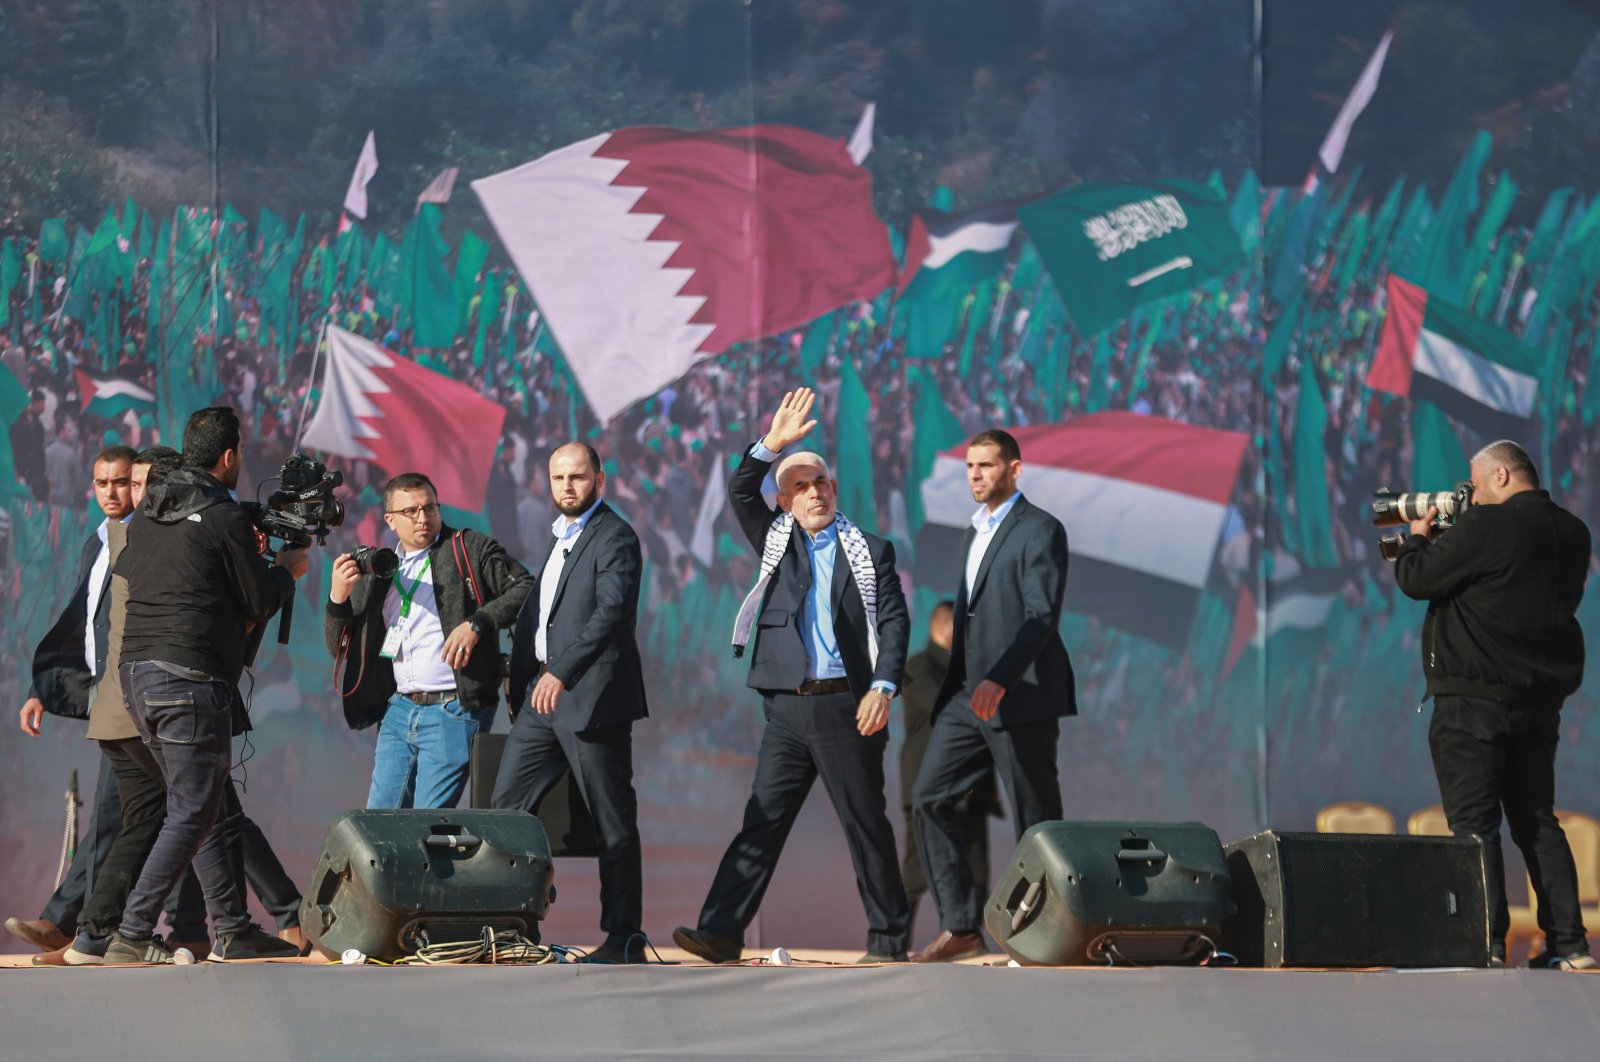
1017;180;1246;338
1367;275;1540;436
74;370;155;418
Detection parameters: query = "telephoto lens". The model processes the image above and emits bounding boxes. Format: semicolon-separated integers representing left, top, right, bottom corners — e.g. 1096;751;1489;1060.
351;545;400;579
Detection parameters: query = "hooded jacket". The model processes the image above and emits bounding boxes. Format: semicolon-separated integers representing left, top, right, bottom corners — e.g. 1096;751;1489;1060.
118;468;294;686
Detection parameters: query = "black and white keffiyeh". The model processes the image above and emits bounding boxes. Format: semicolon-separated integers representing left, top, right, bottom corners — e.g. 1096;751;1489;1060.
731;511;878;666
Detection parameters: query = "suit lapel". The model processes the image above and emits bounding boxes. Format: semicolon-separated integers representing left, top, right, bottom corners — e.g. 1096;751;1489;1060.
829;531;852;618
968;496;1026;605
550;502;608;613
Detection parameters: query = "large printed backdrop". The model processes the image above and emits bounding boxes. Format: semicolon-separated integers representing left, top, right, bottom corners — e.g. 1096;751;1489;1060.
3;1;1599;950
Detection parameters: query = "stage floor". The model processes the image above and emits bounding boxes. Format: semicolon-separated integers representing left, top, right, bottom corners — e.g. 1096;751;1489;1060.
3;948;1597;1060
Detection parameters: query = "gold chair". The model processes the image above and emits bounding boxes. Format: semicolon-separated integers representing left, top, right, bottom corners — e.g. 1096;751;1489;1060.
1406;805;1451;836
1315;801;1397;835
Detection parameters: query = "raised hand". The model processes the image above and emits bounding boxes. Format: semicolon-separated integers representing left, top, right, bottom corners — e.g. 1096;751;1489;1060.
762;387;819;453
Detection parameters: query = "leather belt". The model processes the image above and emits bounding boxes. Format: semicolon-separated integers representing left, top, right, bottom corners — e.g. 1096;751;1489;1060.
795;678;851;696
402;689;459;706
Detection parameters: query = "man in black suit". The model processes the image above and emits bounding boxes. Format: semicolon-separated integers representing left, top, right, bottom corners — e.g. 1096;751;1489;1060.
674;387;911;964
911;428;1075;963
494;442;649;965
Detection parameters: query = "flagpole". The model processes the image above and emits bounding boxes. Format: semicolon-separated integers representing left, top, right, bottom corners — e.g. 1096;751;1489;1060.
292;314;333;452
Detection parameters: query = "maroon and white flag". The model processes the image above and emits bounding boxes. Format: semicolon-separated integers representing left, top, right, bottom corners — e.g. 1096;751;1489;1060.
302;327;506;511
915;412;1249;647
416;166;460;210
472;124;897;422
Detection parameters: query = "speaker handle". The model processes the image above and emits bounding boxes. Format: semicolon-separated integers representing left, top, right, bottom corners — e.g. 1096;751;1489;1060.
1116;843;1167;866
1009;879;1045;933
425;832;482;849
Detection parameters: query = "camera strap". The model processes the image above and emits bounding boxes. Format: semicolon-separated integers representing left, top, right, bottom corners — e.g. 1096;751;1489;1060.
452;531;485;609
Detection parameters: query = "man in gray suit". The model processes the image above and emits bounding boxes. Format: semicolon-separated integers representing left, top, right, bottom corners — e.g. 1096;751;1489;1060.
911;428;1076;963
494;441;649;964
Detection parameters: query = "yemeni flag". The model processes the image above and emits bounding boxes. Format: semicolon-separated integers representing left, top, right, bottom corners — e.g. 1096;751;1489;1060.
1368;275;1540;436
472;124;896;423
301;327;506;511
914;413;1249;647
898;204;1019;356
74;370;155;418
1017;180;1246;338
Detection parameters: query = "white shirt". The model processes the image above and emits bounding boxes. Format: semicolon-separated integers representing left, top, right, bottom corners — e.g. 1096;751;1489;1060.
535;498;602;664
381;537;455;693
83;518;121;672
965;491;1023;596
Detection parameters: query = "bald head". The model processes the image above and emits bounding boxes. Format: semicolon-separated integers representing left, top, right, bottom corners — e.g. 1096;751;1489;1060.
1469;439;1539;505
549;441;605;517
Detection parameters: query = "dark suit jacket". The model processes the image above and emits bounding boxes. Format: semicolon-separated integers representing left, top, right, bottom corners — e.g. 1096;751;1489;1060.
508;501;648;732
729;446;908;699
325;524;533;729
936;494;1076;727
30;530;113;719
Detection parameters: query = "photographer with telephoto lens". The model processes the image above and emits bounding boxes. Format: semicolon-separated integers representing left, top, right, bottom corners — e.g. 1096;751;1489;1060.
325;472;532;810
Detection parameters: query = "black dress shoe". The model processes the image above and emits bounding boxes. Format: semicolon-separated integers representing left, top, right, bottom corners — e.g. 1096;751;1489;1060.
672;926;741;964
579;941;650;964
910;930;986;963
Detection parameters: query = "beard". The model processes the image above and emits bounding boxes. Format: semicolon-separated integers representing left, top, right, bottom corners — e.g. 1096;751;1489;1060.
555;485;598;517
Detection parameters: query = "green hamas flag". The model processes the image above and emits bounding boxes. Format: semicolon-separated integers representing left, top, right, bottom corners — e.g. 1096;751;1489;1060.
1018;179;1245;338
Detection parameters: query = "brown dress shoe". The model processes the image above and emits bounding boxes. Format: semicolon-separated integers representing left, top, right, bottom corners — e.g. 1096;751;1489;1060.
5;917;71;952
278;926;312;957
579;941;650;964
910;930;987;963
671;926;742;964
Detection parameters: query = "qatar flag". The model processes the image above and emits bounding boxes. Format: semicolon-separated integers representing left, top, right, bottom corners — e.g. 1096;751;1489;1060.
914;413;1250;648
301;327;506;511
472;124;897;423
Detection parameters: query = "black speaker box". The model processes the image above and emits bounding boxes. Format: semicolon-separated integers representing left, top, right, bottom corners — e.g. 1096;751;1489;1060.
468;732;600;857
1223;831;1490;968
300;809;555;961
985;821;1234;966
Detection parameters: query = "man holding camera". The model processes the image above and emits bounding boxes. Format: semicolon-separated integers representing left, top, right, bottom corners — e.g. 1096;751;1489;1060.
110;407;309;963
326;473;532;810
1394;439;1594;971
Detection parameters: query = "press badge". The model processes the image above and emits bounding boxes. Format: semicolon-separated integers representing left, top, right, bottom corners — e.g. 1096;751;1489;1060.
380;624;404;659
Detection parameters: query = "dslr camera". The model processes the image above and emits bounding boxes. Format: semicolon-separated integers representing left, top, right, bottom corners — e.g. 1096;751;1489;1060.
242;453;346;549
1370;481;1473;561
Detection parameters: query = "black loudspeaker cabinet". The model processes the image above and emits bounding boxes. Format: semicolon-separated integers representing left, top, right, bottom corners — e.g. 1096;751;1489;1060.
1223;831;1490;968
300;809;555;961
469;732;600;857
985;821;1234;966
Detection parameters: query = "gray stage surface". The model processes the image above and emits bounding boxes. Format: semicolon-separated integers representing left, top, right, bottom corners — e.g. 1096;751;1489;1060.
2;960;1597;1060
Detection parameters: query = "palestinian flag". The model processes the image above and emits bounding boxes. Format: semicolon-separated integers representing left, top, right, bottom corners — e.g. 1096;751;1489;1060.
898;204;1019;356
74;370;155;418
914;412;1250;647
1368;275;1540;436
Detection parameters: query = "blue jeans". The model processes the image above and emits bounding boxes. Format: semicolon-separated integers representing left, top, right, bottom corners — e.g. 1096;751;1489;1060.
366;694;493;810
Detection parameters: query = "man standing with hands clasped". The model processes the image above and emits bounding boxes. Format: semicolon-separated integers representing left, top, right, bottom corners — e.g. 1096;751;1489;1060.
911;428;1076;963
674;387;912;964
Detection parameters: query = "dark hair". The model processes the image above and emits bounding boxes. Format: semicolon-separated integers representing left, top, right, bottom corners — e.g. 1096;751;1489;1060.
181;407;242;471
1474;439;1540;488
969;429;1021;464
134;445;182;485
94;444;138;468
382;472;438;510
932;599;956;621
552;441;602;474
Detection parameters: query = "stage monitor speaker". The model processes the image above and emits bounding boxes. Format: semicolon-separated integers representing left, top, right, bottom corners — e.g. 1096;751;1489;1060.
300;809;555;961
468;732;600;857
985;821;1233;966
1223;831;1490;968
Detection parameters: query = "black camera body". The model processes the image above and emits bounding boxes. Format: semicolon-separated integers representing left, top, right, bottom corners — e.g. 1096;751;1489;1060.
351;544;399;579
1371;481;1473;561
243;453;346;549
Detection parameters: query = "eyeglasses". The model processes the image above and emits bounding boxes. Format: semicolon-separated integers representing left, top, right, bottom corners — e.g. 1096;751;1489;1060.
386;503;440;522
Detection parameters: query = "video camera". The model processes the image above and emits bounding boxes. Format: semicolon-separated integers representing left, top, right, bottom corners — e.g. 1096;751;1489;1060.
1370;481;1473;561
241;453;347;643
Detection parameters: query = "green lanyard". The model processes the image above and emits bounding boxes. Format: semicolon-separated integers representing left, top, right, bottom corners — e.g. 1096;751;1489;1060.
392;555;433;619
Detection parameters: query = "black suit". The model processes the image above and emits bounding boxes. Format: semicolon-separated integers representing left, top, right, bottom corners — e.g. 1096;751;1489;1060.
493;501;647;948
914;493;1074;934
693;447;911;957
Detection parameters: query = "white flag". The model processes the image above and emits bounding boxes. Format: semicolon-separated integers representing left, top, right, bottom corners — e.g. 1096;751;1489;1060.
343;131;379;219
847;101;876;165
416;166;459;210
1318;32;1392;174
690;456;726;568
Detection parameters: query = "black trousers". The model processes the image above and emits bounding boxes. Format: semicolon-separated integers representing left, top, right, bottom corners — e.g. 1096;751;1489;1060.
39;750;120;932
914;696;1061;934
901;803;990;927
1429;695;1589;956
697;691;910;958
491;714;642;946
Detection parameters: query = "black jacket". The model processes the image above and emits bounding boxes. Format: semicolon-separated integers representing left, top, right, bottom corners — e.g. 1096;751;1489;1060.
119;469;294;686
507;501;648;732
324;525;533;730
728;446;909;699
1395;489;1590;707
30;531;111;720
936;494;1077;728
